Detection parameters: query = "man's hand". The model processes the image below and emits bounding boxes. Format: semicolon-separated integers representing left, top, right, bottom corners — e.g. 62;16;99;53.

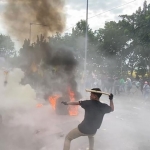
109;93;114;111
109;93;113;100
61;101;79;105
61;101;68;105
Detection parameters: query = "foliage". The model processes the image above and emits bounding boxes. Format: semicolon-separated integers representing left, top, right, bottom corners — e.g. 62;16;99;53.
0;34;15;58
2;1;150;79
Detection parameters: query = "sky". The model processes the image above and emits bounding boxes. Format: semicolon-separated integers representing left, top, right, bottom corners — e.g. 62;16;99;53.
0;0;150;48
65;0;150;32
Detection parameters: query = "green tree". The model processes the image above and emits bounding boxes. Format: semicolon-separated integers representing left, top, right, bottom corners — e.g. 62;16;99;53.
0;34;15;58
96;21;129;76
119;0;150;77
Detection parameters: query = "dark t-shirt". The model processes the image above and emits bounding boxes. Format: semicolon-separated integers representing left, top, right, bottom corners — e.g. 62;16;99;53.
78;100;111;134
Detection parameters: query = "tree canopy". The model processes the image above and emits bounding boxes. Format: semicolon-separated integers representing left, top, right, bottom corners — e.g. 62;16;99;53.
1;1;150;80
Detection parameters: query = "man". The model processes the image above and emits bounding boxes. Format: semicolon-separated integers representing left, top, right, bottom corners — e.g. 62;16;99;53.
3;70;9;86
143;81;150;100
125;78;132;94
62;88;114;150
120;77;125;92
114;77;120;95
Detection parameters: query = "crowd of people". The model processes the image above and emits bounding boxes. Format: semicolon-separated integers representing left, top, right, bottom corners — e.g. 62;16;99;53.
85;74;150;100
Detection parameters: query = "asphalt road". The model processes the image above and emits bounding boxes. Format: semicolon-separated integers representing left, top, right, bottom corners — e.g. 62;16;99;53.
0;93;150;150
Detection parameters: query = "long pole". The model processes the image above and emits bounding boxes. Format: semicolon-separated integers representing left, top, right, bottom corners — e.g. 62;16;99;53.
29;22;48;44
84;0;88;89
29;23;32;43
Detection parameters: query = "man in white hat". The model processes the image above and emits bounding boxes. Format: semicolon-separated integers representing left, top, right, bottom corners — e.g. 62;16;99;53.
62;88;114;150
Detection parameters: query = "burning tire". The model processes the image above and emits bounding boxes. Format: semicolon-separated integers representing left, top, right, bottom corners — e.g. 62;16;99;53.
48;87;79;116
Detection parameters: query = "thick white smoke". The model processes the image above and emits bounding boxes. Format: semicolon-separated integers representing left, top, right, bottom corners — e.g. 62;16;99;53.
0;68;36;110
0;67;83;150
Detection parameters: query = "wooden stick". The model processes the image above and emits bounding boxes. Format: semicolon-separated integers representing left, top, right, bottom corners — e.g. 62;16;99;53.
85;89;110;96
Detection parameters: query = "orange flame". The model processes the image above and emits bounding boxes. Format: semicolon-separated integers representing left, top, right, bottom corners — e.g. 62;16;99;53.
36;103;43;108
68;88;78;116
49;95;60;110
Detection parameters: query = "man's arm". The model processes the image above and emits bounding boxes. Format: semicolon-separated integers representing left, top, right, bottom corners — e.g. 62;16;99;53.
109;100;114;111
109;94;114;111
61;101;79;105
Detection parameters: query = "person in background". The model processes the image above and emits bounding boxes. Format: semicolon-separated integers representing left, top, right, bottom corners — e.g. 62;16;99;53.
125;78;132;94
107;76;114;93
120;77;125;92
139;78;144;94
114;77;120;95
143;81;150;100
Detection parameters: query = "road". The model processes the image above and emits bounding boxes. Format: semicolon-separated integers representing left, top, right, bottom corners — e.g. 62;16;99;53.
0;94;150;150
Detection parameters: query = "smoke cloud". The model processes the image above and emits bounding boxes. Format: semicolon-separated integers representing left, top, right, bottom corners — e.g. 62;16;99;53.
43;46;81;100
3;0;66;41
0;68;36;110
0;67;82;150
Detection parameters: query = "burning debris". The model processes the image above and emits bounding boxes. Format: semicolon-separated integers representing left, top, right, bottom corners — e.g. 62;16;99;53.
49;95;60;110
43;47;81;116
48;87;79;116
36;103;43;108
18;39;81;116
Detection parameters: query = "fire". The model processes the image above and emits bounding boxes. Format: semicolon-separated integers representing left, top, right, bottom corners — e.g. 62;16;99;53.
49;95;60;110
36;103;43;108
48;89;78;116
68;88;78;116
